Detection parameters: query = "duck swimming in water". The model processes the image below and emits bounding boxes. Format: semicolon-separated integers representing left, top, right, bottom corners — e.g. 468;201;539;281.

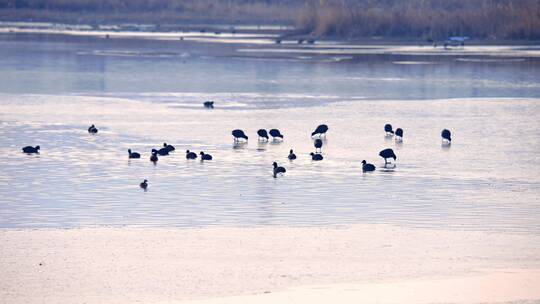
288;149;297;160
203;101;214;109
200;151;212;160
88;124;98;134
361;160;376;172
128;149;141;159
150;151;158;163
310;152;323;161
140;179;148;190
152;148;169;156
273;162;286;178
186;150;197;159
163;143;175;152
22;145;40;154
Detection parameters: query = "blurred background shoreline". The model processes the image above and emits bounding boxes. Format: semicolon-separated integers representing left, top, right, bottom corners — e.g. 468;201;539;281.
1;0;539;43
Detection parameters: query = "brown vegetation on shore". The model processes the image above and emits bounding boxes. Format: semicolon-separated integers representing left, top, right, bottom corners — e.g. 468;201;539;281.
297;0;540;40
1;0;539;40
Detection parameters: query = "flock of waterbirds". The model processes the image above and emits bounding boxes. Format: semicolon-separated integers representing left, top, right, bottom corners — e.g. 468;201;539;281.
21;103;453;190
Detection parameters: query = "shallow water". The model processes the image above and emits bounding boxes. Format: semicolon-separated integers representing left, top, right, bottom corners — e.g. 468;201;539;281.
0;33;539;232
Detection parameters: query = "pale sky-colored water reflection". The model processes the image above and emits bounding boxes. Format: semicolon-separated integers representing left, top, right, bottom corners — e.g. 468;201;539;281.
0;34;539;231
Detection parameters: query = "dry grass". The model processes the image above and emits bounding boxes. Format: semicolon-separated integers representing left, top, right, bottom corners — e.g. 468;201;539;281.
296;0;540;40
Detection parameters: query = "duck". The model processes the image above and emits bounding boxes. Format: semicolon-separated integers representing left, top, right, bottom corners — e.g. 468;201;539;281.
273;162;286;178
163;143;175;152
441;129;452;143
314;139;323;153
200;151;213;160
379;148;397;165
152;148;169;156
310;152;323;161
288;149;297;160
150;151;158;162
186;150;197;159
204;101;214;109
395;128;403;141
232;129;248;142
22;145;40;154
311;124;328;137
269;129;283;141
257;129;269;142
140;179;148;190
88;124;98;134
361;160;376;172
128;149;141;159
384;124;394;136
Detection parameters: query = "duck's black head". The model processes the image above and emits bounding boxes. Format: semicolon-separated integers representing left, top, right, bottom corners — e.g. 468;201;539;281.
186;150;190;153
128;149;132;153
361;160;366;164
290;149;293;154
36;146;40;150
273;162;277;168
163;143;167;147
143;179;148;183
200;151;205;155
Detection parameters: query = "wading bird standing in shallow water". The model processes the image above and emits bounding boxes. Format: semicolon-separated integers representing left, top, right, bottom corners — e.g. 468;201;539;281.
362;160;376;172
257;129;269;142
273;162;286;178
441;129;452;144
384;124;394;136
269;129;283;141
311;124;328;138
395;128;403;142
379;148;396;165
314;139;323;153
232;129;248;142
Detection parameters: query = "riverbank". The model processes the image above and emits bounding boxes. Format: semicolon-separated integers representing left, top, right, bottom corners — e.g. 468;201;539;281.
1;225;539;303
